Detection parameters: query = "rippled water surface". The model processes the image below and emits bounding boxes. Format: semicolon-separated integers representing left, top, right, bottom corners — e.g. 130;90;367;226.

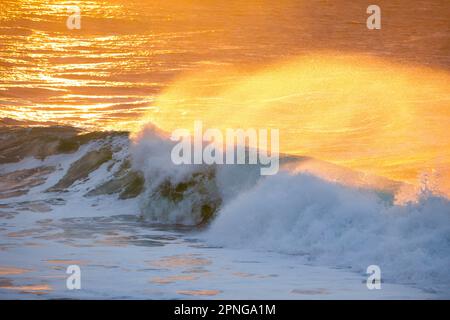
0;1;450;299
1;0;448;129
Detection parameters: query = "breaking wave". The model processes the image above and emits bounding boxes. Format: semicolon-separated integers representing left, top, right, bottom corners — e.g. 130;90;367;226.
130;125;450;293
201;173;450;292
2;123;449;294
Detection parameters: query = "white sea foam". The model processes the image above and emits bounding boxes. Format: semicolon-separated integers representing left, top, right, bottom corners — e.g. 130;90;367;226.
202;172;450;292
131;124;263;224
9;126;445;294
132;128;450;293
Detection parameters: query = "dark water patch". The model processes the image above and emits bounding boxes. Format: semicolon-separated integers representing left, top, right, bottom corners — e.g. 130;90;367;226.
47;147;113;191
0;166;55;199
86;169;144;199
142;166;222;225
0;126;79;164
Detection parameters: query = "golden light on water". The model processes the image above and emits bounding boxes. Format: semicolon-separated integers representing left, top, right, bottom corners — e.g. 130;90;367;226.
1;0;449;197
144;53;450;196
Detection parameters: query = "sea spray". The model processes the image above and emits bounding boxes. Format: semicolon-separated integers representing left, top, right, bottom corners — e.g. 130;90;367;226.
202;173;450;291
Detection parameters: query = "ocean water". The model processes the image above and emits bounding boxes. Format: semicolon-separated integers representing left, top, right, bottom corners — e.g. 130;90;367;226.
0;128;449;299
1;0;449;129
0;0;449;299
1;0;449;193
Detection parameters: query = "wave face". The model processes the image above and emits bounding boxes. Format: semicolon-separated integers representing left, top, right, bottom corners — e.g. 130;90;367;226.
202;173;450;291
130;126;450;292
2;124;449;294
131;125;263;225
